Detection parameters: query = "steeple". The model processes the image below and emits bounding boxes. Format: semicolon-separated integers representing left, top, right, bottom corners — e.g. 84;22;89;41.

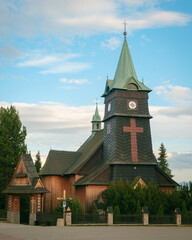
91;103;101;133
102;33;151;97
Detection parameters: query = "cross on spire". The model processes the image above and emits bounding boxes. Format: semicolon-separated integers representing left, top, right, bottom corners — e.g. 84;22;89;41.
123;20;127;38
123;118;143;162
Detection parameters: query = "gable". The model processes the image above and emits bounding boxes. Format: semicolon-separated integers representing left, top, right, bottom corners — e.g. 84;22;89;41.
133;178;147;189
11;156;31;186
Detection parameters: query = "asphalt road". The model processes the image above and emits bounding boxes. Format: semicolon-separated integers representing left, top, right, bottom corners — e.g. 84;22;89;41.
0;223;192;240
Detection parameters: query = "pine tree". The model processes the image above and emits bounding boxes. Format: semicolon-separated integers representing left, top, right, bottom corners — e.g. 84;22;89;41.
157;143;174;178
157;204;164;216
136;200;142;215
0;106;27;208
182;201;188;216
35;151;42;173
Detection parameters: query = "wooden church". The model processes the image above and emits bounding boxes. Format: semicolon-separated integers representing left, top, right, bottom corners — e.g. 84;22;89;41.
41;31;178;212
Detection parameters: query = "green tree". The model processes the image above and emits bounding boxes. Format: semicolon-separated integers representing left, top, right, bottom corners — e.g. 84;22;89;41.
35;151;42;173
136;200;142;215
157;204;164;216
0;106;27;208
114;205;120;215
181;201;188;216
157;143;174;178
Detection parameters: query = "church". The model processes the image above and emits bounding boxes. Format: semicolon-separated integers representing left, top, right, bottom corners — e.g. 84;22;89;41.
40;31;178;212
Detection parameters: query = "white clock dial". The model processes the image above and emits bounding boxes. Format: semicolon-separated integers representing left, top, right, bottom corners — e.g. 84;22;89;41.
129;101;137;109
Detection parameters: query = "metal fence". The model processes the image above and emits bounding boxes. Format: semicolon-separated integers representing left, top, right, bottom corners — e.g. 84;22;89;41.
149;215;176;224
36;212;62;226
72;214;107;224
114;214;142;224
182;215;192;225
0;209;7;221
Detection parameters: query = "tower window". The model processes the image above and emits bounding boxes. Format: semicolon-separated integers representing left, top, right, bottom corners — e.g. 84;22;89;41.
96;123;99;129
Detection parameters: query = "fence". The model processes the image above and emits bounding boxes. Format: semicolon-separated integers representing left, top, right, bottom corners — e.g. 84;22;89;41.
36;212;62;226
72;214;107;224
113;214;142;224
149;215;176;225
0;209;7;221
182;215;192;225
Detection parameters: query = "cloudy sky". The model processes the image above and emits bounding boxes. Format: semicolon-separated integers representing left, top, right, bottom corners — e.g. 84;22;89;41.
0;0;192;182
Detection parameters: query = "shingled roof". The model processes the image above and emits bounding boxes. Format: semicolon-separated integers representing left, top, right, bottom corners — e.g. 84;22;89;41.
40;150;81;176
65;130;103;175
3;154;49;194
74;163;178;187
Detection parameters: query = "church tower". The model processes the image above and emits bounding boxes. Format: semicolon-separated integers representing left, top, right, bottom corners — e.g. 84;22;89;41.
91;103;101;133
102;32;156;165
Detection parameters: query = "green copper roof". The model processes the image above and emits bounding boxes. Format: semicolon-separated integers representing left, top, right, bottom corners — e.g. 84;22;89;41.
102;37;151;96
92;103;101;122
113;37;138;87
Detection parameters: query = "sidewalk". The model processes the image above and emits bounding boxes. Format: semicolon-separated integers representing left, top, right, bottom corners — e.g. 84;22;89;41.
0;222;192;240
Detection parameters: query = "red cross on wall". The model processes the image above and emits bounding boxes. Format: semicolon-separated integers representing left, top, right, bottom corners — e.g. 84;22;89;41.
123;118;143;162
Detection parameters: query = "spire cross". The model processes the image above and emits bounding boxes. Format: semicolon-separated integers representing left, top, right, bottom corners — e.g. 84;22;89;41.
123;118;143;162
123;20;128;37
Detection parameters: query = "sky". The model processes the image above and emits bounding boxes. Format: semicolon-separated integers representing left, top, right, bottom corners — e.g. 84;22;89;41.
0;0;192;183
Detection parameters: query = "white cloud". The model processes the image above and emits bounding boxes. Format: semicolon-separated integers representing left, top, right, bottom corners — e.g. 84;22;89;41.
41;62;91;74
101;37;121;50
16;51;91;74
154;84;192;106
59;78;89;84
0;0;190;37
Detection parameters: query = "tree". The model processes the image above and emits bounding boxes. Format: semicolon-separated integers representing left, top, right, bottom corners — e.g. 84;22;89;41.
0;105;27;208
157;143;174;178
35;151;42;173
157;204;164;216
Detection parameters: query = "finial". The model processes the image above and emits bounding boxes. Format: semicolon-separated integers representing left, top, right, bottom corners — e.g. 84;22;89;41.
123;20;127;38
96;98;99;105
142;77;144;83
107;74;108;80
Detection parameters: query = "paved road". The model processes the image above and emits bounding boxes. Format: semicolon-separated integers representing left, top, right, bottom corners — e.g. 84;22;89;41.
0;223;192;240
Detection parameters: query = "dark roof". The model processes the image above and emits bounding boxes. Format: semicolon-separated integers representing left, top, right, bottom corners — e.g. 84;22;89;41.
75;163;177;187
111;164;158;185
74;163;110;186
41;150;81;176
3;185;49;194
64;130;103;175
22;154;39;185
3;154;49;194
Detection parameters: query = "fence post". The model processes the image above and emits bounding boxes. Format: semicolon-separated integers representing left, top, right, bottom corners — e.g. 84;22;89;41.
142;207;149;226
175;208;181;226
107;206;113;225
66;207;72;226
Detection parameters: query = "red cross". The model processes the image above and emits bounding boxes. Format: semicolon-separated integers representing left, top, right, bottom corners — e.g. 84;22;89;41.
123;118;143;162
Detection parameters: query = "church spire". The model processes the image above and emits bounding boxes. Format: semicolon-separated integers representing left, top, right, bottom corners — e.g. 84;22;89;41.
102;31;151;97
91;102;101;133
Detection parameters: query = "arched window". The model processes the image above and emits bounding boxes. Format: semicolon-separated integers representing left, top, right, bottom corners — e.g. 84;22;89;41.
126;83;138;90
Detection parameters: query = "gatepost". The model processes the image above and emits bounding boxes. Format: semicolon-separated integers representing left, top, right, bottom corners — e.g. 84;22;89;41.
66;207;72;226
142;206;149;226
175;208;181;226
107;206;113;225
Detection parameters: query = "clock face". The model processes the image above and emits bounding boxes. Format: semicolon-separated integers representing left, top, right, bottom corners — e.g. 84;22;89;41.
129;101;137;109
108;102;111;112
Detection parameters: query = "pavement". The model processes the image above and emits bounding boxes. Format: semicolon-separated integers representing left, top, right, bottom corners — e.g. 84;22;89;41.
0;222;192;240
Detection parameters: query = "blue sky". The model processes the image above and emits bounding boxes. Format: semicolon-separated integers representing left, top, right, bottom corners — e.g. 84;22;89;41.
0;0;192;182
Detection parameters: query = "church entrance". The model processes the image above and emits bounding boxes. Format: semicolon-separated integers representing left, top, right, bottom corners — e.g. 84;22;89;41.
20;195;30;224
